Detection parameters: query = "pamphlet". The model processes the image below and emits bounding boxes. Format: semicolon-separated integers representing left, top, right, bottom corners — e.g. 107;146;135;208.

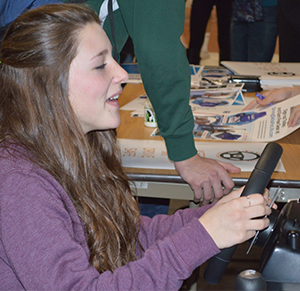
192;94;300;142
199;65;233;88
121;83;300;143
121;84;245;118
189;84;245;114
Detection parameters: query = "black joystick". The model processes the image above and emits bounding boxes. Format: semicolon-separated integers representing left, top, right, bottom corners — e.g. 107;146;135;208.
234;270;267;291
203;142;283;285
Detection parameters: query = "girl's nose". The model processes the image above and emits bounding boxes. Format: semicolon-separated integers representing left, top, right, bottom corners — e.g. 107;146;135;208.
113;60;129;84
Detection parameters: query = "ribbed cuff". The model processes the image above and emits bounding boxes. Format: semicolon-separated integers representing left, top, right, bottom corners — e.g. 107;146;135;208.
164;133;197;162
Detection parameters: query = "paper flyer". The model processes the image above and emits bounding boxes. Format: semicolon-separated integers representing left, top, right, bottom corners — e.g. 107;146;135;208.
189;84;245;114
118;139;285;172
121;85;245;118
122;88;300;143
190;64;204;87
192;94;300;142
199;66;233;88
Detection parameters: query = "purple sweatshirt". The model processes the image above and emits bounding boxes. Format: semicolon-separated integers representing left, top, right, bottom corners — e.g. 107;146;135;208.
0;146;219;291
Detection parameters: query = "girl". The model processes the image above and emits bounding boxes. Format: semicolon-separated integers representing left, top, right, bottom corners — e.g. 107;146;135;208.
0;4;272;290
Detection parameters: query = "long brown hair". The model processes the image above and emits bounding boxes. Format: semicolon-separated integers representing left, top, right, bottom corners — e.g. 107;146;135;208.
0;4;140;273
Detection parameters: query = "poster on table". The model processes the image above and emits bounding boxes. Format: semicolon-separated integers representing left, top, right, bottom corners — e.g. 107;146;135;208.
118;139;285;173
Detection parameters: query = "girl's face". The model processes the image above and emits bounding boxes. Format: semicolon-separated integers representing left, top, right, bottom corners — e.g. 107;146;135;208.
69;23;128;134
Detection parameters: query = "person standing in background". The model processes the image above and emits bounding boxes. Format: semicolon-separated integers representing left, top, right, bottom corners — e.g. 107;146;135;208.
277;0;300;62
231;0;278;62
187;0;233;65
0;0;62;42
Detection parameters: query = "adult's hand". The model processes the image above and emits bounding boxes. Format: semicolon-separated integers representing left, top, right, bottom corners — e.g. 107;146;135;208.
244;87;300;127
199;188;272;249
174;154;241;204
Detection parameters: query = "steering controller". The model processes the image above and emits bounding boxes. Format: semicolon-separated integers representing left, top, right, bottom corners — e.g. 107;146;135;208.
203;142;300;290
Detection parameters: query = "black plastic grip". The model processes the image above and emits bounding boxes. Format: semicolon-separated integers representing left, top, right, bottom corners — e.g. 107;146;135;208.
203;142;283;285
240;142;283;197
203;244;238;285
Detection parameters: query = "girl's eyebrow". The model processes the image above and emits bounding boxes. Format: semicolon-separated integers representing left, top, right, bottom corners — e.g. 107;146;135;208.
90;49;108;61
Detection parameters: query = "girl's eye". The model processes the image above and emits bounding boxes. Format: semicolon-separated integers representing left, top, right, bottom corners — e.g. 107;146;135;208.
95;63;107;70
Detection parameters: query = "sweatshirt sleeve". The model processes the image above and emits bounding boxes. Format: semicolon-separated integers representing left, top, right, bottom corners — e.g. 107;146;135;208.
138;204;215;248
107;0;198;162
0;167;219;291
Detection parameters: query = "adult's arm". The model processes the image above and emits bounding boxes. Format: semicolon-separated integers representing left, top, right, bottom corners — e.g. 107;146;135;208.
99;0;240;202
117;0;196;162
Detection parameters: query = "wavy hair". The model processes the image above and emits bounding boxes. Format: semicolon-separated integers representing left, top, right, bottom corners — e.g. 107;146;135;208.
0;4;140;273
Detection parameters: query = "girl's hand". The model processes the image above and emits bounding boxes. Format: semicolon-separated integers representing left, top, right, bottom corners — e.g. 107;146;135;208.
199;187;272;249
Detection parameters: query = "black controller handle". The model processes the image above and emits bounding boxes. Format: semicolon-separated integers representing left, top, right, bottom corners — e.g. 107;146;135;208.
203;142;283;285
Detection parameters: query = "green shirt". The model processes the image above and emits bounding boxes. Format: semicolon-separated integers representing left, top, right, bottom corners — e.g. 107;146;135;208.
83;0;197;162
261;0;278;7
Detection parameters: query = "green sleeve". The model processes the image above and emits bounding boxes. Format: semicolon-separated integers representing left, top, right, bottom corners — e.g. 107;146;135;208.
83;0;101;11
86;0;198;162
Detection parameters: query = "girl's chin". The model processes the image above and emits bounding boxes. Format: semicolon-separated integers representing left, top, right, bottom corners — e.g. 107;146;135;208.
106;117;121;129
83;118;121;133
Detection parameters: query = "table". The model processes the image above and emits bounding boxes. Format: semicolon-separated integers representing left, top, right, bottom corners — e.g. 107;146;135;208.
117;83;300;203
